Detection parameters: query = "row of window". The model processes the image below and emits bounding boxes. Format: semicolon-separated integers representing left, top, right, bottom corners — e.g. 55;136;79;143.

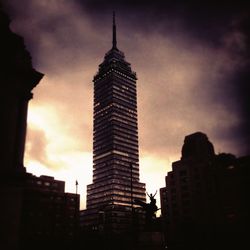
87;194;141;206
108;116;137;128
113;102;137;115
93;173;139;185
93;164;139;177
94;110;138;128
94;121;138;140
93;152;138;166
93;161;139;173
113;83;136;97
113;145;139;158
94;66;136;83
94;149;130;161
113;88;136;103
94;82;113;96
113;137;138;150
113;130;138;142
95;130;138;145
113;96;137;111
113;83;136;96
113;124;138;137
87;189;145;201
113;93;136;107
93;168;139;181
94;87;112;102
93;144;112;154
87;180;145;192
112;111;137;123
111;69;136;83
93;169;139;182
94;102;113;116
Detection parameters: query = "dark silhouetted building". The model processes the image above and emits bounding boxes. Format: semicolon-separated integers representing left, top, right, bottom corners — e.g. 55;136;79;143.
81;14;146;233
160;132;250;250
0;6;79;249
20;174;80;249
160;187;167;219
1;5;43;175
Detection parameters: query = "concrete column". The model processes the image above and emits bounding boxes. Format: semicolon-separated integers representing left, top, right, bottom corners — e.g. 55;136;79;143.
14;91;33;171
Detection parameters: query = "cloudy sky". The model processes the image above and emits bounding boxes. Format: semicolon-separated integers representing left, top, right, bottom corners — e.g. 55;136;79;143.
4;0;250;209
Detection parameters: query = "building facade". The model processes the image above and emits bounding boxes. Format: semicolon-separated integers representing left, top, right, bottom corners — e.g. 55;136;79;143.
20;174;80;249
0;6;80;249
81;14;146;233
160;132;250;250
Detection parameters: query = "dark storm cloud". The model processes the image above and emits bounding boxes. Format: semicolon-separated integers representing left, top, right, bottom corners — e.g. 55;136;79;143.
80;0;249;42
3;0;249;159
3;0;105;74
79;0;250;153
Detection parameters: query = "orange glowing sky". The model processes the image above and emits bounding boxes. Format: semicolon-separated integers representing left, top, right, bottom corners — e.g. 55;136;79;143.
4;0;249;209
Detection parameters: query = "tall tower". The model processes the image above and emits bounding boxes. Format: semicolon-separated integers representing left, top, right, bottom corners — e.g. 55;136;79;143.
82;13;146;232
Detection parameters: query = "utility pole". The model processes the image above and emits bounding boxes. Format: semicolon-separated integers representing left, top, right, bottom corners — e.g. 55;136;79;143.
74;180;79;243
130;163;133;210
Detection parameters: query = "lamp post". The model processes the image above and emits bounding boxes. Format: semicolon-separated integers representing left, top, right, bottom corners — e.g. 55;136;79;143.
130;163;133;211
74;180;79;244
75;180;78;195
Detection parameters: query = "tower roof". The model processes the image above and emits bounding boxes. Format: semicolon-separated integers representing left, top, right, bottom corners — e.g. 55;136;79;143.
181;132;215;160
93;13;137;81
112;11;117;50
107;11;123;58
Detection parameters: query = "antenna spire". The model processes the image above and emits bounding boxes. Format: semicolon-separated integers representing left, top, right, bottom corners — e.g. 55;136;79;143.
112;11;117;49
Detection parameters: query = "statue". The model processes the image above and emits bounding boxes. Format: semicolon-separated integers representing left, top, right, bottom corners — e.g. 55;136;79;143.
147;191;157;204
134;190;159;230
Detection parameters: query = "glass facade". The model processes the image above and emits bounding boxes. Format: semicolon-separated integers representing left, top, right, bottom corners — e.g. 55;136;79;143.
82;15;146;232
87;48;146;209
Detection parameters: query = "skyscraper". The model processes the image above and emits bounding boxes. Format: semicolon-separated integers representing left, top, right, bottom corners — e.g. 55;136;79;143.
81;13;146;232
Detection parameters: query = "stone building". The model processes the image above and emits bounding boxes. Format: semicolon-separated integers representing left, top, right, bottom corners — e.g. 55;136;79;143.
160;132;249;250
0;6;79;249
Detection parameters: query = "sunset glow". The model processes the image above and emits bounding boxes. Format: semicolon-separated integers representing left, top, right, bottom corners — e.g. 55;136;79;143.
5;0;248;211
